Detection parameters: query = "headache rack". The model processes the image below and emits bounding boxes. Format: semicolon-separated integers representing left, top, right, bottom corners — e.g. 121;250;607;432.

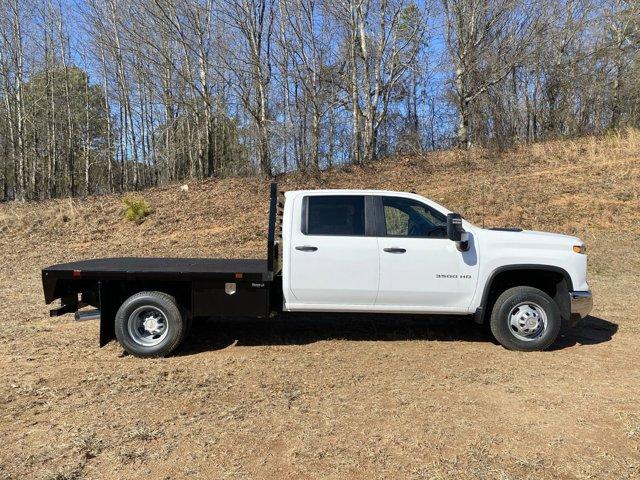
266;182;283;275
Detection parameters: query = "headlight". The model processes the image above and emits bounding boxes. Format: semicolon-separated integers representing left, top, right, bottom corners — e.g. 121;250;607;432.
573;244;587;254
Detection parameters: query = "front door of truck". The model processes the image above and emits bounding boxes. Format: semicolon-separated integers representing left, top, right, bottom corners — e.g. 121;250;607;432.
288;194;379;307
374;196;478;311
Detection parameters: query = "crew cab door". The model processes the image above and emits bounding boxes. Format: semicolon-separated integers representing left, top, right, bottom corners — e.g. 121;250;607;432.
374;196;478;311
287;194;379;307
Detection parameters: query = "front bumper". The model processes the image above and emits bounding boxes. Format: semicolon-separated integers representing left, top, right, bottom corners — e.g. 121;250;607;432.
570;291;593;321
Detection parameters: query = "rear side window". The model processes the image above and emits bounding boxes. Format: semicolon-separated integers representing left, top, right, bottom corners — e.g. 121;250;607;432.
305;195;365;236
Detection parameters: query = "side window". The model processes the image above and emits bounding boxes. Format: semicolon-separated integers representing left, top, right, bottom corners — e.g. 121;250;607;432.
305;195;365;236
382;197;447;238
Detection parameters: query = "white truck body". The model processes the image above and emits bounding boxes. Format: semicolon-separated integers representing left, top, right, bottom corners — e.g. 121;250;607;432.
281;189;590;318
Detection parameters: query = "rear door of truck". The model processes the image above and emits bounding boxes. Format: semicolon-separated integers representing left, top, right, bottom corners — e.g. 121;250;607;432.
286;193;379;308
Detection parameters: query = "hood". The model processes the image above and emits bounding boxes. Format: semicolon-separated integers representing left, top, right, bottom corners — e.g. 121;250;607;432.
475;227;582;248
519;229;580;243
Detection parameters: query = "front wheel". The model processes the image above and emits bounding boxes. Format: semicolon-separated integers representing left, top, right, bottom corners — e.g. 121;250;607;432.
490;286;561;351
114;291;186;357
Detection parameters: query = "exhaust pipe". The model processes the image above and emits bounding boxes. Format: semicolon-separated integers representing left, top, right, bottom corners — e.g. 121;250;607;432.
75;309;101;322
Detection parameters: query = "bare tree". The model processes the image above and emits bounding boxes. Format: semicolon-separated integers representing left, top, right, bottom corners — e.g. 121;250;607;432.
341;0;425;163
442;0;545;148
1;0;28;200
0;0;637;201
602;0;640;128
218;0;275;177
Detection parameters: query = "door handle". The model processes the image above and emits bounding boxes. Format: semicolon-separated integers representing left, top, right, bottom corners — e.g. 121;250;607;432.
383;247;406;254
295;245;318;252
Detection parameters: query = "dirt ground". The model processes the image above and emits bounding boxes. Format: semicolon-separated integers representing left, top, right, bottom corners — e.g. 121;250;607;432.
1;133;639;479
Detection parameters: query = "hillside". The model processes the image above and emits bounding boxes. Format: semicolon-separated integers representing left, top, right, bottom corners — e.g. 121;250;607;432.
0;132;639;479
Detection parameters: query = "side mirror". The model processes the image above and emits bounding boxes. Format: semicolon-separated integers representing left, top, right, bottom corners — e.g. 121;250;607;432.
447;213;469;251
446;213;464;241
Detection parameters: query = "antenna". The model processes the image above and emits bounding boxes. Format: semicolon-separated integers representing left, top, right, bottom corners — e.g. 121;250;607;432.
481;180;486;229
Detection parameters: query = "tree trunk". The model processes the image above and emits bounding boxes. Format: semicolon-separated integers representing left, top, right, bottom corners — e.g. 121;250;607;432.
611;59;623;129
349;3;361;165
257;78;271;177
0;47;17;200
455;67;471;149
99;44;114;193
58;14;75;196
84;68;91;195
12;1;26;201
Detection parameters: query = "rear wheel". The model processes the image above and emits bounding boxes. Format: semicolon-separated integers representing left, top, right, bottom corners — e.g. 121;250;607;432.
115;291;186;357
490;286;560;351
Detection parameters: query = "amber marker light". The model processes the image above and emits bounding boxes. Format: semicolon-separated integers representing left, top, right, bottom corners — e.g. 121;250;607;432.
573;245;586;254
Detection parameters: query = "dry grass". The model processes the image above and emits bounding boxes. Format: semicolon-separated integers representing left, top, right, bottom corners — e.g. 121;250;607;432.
0;131;639;479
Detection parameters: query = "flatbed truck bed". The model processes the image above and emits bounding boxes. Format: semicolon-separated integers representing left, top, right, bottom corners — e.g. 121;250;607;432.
43;257;270;301
42;184;282;350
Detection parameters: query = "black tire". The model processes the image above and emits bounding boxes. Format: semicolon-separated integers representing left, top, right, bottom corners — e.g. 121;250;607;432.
490;286;561;351
114;291;186;358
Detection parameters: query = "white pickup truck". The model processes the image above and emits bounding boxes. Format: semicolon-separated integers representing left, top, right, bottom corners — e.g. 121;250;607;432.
42;183;593;357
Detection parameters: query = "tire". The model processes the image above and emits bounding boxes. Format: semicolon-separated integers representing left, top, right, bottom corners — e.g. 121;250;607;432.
114;291;186;358
489;286;561;351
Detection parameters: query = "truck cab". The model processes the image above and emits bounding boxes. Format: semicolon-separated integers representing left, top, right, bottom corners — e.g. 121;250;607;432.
283;190;476;313
281;189;592;350
42;185;592;357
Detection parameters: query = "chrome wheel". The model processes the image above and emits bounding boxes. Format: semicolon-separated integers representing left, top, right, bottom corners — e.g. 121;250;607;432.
508;302;548;341
127;306;169;347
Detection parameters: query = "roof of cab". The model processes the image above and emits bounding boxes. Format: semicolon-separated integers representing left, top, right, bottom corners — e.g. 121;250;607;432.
285;189;420;197
283;189;454;215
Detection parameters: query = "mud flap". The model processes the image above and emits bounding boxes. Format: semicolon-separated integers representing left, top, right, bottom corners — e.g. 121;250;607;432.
554;280;571;322
98;282;118;347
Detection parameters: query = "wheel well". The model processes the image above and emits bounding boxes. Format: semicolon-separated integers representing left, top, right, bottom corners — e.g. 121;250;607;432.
119;282;191;313
479;268;571;324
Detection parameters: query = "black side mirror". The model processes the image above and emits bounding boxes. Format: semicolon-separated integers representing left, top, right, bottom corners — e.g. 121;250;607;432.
447;213;469;251
447;213;464;241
